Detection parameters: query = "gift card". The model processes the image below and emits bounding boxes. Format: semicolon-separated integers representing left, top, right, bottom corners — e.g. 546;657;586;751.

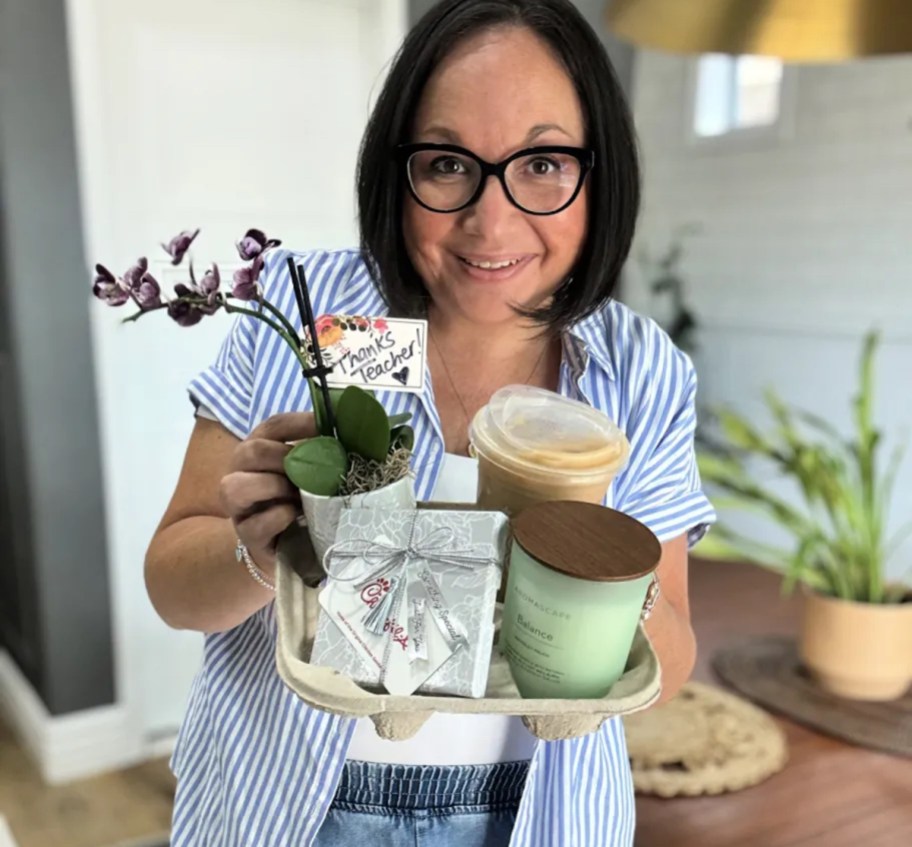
304;315;426;393
318;569;455;696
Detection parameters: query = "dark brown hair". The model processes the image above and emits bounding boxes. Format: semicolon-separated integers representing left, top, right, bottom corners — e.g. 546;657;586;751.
357;0;640;330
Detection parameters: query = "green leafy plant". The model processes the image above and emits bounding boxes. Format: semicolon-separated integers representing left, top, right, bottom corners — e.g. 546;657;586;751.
697;330;911;604
95;227;413;499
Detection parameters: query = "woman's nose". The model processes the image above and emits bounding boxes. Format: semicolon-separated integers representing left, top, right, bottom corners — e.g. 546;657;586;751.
459;175;520;236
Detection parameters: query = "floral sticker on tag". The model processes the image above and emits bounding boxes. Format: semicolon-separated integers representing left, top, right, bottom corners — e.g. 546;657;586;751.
304;315;427;393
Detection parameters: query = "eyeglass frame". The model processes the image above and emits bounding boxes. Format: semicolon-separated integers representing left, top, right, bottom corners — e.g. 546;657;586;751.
395;142;596;216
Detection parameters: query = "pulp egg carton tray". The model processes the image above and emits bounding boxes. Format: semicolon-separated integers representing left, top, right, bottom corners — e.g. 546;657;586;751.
274;518;662;741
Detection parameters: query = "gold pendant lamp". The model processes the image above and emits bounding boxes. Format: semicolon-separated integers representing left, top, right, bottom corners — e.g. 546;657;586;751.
605;0;912;62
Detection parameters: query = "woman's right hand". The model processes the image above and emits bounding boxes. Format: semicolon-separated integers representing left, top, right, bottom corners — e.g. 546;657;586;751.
218;412;317;574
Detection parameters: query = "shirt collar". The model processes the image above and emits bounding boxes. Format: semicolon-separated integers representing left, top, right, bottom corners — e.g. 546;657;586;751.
338;266;616;382
565;308;616;382
334;260;389;316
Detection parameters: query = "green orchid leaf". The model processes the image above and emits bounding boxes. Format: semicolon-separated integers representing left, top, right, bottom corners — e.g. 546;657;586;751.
283;436;348;496
336;386;391;462
390;424;415;453
388;412;412;428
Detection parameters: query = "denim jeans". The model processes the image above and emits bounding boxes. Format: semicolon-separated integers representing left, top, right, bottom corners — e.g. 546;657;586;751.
312;760;530;847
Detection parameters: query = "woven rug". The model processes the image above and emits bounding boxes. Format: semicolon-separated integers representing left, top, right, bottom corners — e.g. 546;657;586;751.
712;635;912;758
623;681;788;797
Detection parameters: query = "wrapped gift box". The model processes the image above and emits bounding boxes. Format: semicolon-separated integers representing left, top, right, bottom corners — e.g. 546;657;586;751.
310;507;508;697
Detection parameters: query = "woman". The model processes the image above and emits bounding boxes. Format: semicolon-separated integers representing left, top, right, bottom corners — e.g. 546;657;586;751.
146;1;715;845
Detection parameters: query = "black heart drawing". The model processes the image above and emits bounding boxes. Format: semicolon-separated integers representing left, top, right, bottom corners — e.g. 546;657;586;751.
392;367;409;386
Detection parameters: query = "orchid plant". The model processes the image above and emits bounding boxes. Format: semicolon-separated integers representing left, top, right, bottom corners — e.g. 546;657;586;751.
93;228;413;497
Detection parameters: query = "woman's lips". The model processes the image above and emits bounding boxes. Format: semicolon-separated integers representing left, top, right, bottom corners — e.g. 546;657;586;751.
455;254;534;281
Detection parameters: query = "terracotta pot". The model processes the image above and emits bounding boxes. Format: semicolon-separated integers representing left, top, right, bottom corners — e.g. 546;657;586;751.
799;590;912;701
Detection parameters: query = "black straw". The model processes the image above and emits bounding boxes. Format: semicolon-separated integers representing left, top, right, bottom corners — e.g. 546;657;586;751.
286;257;337;435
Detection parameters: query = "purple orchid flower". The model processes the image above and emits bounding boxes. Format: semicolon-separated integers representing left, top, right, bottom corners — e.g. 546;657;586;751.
121;257;162;309
167;283;205;327
92;264;130;306
161;228;200;266
133;272;162;310
185;263;220;315
235;228;281;261
123;257;148;289
199;264;220;298
231;254;265;301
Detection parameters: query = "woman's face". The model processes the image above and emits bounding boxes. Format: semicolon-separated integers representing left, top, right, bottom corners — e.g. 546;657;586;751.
403;26;588;328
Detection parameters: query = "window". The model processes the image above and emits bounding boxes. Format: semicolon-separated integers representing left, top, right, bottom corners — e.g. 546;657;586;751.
693;54;784;138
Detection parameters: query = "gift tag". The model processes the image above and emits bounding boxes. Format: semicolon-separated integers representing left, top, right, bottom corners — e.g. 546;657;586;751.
304;315;426;393
318;569;455;696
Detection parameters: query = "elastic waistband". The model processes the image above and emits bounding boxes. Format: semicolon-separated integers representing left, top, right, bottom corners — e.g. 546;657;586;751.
334;760;530;812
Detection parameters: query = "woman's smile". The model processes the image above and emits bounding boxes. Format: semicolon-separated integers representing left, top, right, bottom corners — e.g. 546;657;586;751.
453;252;536;282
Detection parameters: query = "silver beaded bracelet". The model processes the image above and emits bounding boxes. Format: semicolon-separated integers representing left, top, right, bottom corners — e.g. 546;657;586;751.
641;575;661;621
235;540;276;592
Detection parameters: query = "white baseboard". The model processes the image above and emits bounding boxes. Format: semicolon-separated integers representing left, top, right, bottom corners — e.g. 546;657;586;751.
0;649;147;784
143;731;178;761
0;815;18;847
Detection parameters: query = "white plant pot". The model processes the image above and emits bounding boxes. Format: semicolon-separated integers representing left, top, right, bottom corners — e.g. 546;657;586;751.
299;475;416;565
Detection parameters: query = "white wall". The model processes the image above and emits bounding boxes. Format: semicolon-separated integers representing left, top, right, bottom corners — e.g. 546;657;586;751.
66;0;407;757
628;51;912;582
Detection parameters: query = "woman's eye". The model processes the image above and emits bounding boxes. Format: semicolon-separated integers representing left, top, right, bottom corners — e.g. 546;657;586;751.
527;157;559;176
430;157;466;175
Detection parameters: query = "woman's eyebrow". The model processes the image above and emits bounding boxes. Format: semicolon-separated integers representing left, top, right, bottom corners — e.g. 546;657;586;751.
420;125;461;142
416;123;574;145
525;123;572;142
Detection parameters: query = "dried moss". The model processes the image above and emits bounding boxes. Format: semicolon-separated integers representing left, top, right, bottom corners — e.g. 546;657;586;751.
337;447;412;497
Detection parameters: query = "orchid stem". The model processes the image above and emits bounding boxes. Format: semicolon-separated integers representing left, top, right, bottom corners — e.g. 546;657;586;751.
121;293;311;374
222;301;311;372
247;296;301;344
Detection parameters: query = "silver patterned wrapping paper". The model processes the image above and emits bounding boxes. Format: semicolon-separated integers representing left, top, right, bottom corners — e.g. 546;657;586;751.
310;508;508;698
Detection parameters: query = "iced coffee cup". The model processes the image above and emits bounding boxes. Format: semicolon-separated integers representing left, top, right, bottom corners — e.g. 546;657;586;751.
468;385;630;515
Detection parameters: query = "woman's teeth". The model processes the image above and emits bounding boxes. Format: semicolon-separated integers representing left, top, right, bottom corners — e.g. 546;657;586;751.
461;257;522;270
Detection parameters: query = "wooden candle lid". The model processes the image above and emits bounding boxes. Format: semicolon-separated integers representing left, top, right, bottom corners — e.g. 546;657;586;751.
511;501;662;582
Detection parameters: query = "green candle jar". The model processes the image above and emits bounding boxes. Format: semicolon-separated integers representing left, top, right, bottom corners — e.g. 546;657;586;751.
501;501;662;699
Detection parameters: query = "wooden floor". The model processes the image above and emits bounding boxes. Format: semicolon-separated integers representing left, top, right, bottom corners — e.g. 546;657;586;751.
636;558;912;847
0;720;173;847
1;559;909;846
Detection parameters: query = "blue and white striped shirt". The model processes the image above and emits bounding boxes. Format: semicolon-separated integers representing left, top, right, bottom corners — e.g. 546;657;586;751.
171;248;716;846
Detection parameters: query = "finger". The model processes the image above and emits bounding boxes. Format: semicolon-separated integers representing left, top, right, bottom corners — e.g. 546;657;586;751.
231;438;293;474
219;471;298;520
235;495;300;525
237;502;300;552
248;412;318;444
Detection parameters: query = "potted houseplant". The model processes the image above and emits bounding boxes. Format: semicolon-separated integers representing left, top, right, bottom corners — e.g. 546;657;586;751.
696;331;912;701
93;228;416;562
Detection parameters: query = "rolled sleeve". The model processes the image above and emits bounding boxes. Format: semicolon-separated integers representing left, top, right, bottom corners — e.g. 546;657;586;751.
187;312;259;440
615;355;716;547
